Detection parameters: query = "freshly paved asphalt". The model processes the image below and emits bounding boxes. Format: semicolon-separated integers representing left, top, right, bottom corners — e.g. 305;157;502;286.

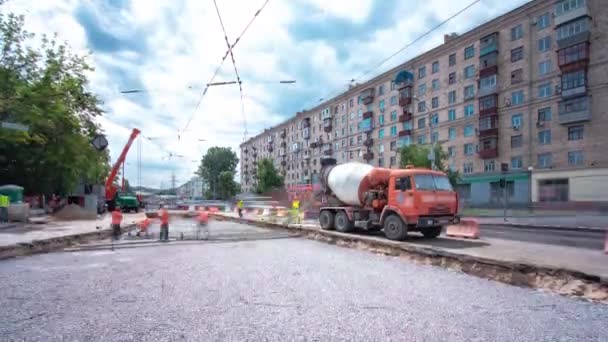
0;220;607;341
480;224;605;250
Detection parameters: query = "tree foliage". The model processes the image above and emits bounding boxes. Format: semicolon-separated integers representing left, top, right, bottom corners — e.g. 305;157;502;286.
399;144;460;186
254;158;284;194
0;13;109;195
196;146;239;200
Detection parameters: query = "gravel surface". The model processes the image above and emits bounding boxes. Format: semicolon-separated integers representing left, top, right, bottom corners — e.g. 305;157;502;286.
0;220;607;341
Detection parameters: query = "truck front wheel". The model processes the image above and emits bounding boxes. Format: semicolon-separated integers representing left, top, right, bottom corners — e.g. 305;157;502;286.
421;226;442;239
319;210;335;230
383;215;408;241
335;210;354;233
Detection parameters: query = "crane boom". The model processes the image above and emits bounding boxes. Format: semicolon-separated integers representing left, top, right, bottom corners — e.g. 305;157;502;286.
105;128;141;202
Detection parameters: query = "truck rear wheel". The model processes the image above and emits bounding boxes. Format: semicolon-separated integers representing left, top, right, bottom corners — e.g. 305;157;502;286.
422;226;442;239
383;215;407;241
335;210;354;233
319;210;335;230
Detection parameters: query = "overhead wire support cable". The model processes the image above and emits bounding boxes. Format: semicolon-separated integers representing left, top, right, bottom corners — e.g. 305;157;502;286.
180;0;270;138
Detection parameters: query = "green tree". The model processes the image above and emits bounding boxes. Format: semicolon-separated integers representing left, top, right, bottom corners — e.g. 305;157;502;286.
254;158;284;194
218;171;238;199
0;13;109;195
196;146;239;199
399;144;460;186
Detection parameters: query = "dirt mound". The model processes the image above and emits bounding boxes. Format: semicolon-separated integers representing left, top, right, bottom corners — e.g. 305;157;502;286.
53;204;96;221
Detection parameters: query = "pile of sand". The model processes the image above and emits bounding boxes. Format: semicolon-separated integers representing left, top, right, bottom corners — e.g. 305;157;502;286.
53;204;96;221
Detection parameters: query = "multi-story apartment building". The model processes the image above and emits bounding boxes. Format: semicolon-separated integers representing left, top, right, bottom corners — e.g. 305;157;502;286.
240;0;608;207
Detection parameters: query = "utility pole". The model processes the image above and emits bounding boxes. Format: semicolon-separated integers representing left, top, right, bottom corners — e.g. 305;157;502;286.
171;172;176;192
501;163;509;222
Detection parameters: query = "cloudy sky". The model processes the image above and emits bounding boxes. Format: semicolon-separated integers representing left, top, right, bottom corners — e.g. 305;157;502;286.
5;0;529;188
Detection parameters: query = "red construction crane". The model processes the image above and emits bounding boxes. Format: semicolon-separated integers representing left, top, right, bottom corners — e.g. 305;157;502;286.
105;128;141;211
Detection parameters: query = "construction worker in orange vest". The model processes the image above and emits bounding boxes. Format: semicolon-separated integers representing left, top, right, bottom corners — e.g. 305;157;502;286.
196;209;209;240
159;206;170;241
111;208;123;240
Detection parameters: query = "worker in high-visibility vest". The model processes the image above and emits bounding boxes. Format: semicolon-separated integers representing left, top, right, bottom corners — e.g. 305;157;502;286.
111;208;123;240
290;197;301;224
159;207;170;241
237;200;244;218
0;195;9;223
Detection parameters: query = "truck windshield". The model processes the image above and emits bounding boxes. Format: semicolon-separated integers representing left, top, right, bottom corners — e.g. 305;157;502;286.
414;174;453;191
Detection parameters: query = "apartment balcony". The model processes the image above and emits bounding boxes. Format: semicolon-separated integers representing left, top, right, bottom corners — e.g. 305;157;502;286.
363;111;373;120
555;4;590;27
252;152;258;158
281;160;287;166
363;152;374;160
243;170;248;175
310;141;318;148
363;137;374;147
394;70;414;90
398;129;412;137
244;148;248;154
280;129;286;139
478;127;498;139
479;94;498;116
267;145;274;153
302;117;311;128
558;96;591;124
558;43;590;71
399;95;412;107
360;88;375;105
324;149;333;156
323;118;332;133
477;83;497;98
479;41;498;58
479;64;498;78
479;147;498;159
562;84;587;99
557;31;591;50
399;112;412;122
303;127;311;140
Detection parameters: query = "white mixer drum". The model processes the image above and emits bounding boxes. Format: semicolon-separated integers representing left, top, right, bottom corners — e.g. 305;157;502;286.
327;162;374;206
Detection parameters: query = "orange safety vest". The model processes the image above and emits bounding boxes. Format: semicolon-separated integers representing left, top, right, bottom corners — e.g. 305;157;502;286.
111;210;123;225
159;209;169;225
197;211;208;223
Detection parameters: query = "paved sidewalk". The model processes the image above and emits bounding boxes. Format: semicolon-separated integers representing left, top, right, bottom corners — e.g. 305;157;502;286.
474;215;607;229
0;213;145;247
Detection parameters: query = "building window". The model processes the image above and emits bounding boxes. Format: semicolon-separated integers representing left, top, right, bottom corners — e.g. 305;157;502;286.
378;114;385;125
390;141;397;151
418;117;426;129
511;69;524;84
378;84;384;95
556;0;587;16
464;45;475;59
378;128;385;139
418;101;426;113
415;135;424;144
448;127;456;140
448;109;456;121
464;85;475;100
464;124;474;137
431;132;438;143
448;72;456;85
379;99;385;111
390;156;396;166
557;17;590;41
432;61;439;74
511;135;523;148
537;12;550;29
561;96;589;115
568;125;584;140
448;146;456;157
562;69;586;91
511;113;523;128
463;162;474;174
479;95;497;111
511;90;524;105
464;143;474;156
464;104;474;117
389;95;399;106
538;60;552;76
484;160;496;172
418;83;427;96
538;36;552;52
538;107;552;122
449;53;457;66
432;79;440;91
511;156;523;169
558;42;589;66
464;65;475;79
511;24;523;41
479;74;496;90
538;82;552;98
568;150;584;166
418;66;426;79
538;130;552;145
431;113;439;126
448;90;456;105
511;46;524;62
538;153;552;168
390;126;397;137
390;110;397;122
432;97;439;109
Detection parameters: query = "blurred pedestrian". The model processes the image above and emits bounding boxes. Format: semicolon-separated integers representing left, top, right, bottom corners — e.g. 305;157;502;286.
159;206;170;241
0;194;9;223
237;199;244;218
111;208;123;240
196;210;209;240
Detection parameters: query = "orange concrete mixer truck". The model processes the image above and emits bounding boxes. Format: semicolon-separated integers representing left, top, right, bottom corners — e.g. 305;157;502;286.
317;158;460;241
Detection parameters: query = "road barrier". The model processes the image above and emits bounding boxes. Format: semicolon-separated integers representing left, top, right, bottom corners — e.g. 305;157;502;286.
446;218;480;239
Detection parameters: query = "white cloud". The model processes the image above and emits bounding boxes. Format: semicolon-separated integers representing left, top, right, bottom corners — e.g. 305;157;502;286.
5;0;530;189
